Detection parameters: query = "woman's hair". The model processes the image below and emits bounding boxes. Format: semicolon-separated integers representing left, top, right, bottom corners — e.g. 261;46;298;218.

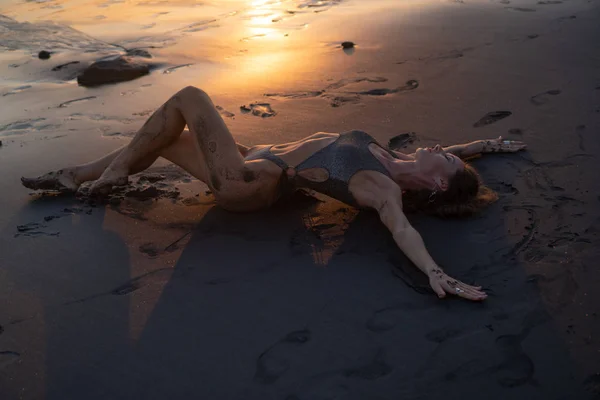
401;164;498;217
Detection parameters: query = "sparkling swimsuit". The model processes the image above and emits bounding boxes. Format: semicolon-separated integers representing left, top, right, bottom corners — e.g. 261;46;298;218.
244;130;398;207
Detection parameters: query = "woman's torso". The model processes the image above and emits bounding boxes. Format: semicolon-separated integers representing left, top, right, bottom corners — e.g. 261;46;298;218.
244;130;398;208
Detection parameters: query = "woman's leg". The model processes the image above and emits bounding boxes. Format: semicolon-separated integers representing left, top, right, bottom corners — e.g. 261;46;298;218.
22;86;252;193
89;85;253;196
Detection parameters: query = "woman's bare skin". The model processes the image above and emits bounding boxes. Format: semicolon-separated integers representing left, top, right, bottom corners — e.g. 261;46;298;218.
21;86;526;301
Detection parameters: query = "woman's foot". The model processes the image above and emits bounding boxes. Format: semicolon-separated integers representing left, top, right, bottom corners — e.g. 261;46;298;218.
89;168;129;196
21;169;80;192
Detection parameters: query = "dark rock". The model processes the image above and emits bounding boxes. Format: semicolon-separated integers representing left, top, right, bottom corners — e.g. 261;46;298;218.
341;41;355;49
125;49;152;58
38;50;51;60
77;56;150;87
0;140;3;147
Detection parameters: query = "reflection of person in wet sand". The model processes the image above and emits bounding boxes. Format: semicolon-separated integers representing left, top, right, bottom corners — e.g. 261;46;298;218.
21;86;527;301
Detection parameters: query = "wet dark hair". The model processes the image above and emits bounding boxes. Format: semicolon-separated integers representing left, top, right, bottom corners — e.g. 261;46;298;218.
401;164;498;217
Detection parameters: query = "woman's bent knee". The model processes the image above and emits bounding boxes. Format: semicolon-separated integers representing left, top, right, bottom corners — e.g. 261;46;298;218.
177;86;210;102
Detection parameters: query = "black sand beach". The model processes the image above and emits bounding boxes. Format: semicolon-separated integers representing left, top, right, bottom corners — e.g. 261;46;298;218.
1;0;599;398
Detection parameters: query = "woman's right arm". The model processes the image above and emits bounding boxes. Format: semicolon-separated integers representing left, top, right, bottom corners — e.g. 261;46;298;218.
376;194;488;301
352;172;487;302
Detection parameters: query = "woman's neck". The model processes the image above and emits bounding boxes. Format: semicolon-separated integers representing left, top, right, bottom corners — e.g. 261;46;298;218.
388;160;429;190
369;145;429;190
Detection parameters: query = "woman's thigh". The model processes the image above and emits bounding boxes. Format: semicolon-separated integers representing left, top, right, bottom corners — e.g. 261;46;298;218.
159;130;209;182
160;131;283;211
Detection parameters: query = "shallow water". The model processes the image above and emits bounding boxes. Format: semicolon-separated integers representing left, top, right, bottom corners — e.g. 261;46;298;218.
0;0;586;145
0;0;458;144
0;0;417;88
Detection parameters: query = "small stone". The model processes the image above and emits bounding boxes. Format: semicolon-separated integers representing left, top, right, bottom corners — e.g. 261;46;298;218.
341;41;355;49
0;140;3;147
38;50;51;60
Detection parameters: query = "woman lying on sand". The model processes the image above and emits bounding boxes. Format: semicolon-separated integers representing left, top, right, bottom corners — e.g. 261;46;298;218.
22;86;526;302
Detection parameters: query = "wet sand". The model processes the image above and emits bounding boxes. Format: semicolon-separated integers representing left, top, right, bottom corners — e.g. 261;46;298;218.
1;0;600;398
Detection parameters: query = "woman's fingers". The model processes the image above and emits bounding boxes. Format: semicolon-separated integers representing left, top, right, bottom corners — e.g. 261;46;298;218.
457;283;487;299
454;284;487;301
432;275;487;301
439;280;487;301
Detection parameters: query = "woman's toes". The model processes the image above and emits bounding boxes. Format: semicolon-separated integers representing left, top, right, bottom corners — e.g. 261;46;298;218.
90;181;112;196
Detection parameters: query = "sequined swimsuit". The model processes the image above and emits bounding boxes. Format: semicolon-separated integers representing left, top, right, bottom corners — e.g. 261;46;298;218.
244;130;399;207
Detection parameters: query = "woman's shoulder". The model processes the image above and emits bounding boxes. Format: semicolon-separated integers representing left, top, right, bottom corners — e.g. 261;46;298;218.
349;170;403;209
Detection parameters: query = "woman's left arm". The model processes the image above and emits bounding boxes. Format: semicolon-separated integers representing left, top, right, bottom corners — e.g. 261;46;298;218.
444;136;527;159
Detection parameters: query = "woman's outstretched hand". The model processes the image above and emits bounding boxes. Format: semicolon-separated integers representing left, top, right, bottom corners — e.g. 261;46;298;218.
482;136;527;153
428;269;487;301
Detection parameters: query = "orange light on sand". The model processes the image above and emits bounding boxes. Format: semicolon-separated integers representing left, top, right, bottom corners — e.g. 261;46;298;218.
250;0;275;6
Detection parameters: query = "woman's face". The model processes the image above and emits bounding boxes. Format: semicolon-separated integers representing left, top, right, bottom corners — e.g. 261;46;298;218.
414;145;464;180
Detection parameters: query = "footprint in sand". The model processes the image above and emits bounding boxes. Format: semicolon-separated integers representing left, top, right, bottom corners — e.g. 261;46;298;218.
342;349;393;380
356;79;419;96
215;105;235;118
419;48;473;62
0;351;20;369
494;333;535;387
2;85;32;96
240;103;277;117
557;15;576;21
180;19;218;33
162;64;193;74
240;33;267;42
473;111;512;127
254;329;311;384
58;96;97;108
14;222;60;238
506;6;537;11
326;94;361;107
530;89;561;105
0;118;48;136
425;328;465;344
285;349;392;400
366;303;429;332
325;76;388;91
264;90;325;99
